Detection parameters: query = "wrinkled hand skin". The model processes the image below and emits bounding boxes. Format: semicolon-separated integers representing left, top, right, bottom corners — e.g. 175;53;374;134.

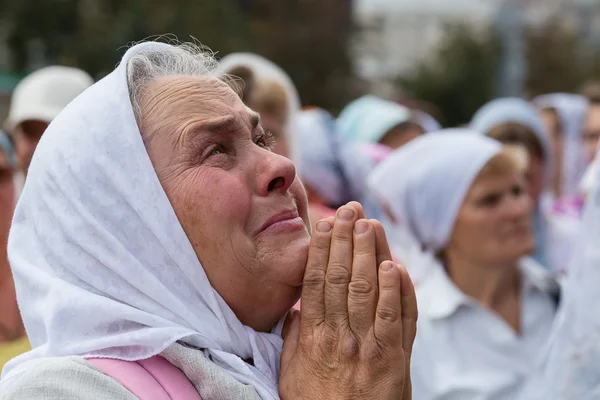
280;202;418;400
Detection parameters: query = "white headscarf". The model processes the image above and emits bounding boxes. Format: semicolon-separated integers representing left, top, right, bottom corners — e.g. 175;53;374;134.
534;93;589;196
471;97;553;183
297;108;347;206
337;95;411;143
0;42;284;399
218;53;301;168
367;130;502;252
412;110;442;133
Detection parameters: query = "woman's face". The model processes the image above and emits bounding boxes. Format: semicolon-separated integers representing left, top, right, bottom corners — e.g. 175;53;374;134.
448;171;534;266
0;150;15;280
139;75;310;331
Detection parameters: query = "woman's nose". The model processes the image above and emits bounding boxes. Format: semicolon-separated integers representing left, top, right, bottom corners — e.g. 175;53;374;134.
255;150;297;196
506;193;532;219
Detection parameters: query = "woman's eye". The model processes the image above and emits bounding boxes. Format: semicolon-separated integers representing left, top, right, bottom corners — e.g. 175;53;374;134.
209;146;223;157
254;131;276;150
512;185;523;196
480;195;501;207
255;136;267;148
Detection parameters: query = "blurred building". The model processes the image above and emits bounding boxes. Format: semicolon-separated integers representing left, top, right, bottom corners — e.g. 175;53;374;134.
353;0;600;98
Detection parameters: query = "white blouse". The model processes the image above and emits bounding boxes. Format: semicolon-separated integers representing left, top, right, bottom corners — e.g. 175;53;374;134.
410;258;559;400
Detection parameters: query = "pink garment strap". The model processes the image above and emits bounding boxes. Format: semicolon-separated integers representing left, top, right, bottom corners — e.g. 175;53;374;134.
87;355;201;400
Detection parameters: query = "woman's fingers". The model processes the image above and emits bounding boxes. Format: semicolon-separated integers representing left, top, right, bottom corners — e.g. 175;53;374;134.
371;219;393;267
301;216;334;328
399;265;418;354
324;206;358;326
374;261;403;349
348;219;378;336
347;201;365;220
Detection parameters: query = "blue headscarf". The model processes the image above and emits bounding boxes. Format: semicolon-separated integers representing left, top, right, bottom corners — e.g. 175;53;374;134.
0;130;16;169
297;108;348;206
337;95;411;143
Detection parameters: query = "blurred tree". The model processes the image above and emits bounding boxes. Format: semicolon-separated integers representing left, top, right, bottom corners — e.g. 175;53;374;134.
395;17;600;126
396;24;500;127
525;18;585;97
0;0;357;112
240;0;357;112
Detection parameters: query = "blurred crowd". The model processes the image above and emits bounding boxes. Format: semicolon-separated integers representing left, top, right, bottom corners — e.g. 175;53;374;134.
1;40;600;399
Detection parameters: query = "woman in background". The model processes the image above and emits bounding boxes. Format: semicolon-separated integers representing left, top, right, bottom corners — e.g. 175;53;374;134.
370;131;559;399
219;53;301;164
0;131;28;370
296;107;349;224
534;93;588;199
471;98;553;269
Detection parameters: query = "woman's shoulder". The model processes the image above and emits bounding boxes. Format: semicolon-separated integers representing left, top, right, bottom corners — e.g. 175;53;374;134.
1;356;138;400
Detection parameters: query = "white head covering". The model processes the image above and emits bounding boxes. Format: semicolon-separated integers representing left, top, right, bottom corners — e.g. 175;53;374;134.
0;42;284;399
5;66;94;132
218;53;301;167
470;97;553;182
533;93;589;196
412;110;442;133
367;130;502;252
337;95;411;143
297;108;347;206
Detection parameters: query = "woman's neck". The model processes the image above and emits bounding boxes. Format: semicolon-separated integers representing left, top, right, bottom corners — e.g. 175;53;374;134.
445;250;521;328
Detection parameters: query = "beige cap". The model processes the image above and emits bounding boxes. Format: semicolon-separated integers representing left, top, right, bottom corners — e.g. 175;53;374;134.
5;66;94;132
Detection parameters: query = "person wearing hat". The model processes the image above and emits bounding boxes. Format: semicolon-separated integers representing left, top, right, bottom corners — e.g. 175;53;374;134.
5;66;93;178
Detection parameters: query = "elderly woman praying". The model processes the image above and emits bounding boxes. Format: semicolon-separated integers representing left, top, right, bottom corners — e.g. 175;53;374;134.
0;41;417;400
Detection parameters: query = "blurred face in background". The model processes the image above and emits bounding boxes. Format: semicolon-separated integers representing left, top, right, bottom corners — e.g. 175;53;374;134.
11;119;49;176
379;122;425;149
583;104;600;163
446;153;534;268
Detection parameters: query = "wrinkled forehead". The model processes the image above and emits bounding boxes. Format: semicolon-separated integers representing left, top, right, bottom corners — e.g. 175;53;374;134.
140;75;247;122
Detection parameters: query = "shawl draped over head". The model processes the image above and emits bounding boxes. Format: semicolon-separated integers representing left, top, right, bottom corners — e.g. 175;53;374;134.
0;42;285;400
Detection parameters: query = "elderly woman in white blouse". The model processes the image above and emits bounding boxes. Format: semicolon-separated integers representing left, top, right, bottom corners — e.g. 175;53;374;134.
369;131;560;400
0;41;417;399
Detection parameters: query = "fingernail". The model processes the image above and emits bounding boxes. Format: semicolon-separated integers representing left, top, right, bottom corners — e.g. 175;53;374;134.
338;208;354;221
381;261;394;272
355;221;369;234
316;220;332;233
